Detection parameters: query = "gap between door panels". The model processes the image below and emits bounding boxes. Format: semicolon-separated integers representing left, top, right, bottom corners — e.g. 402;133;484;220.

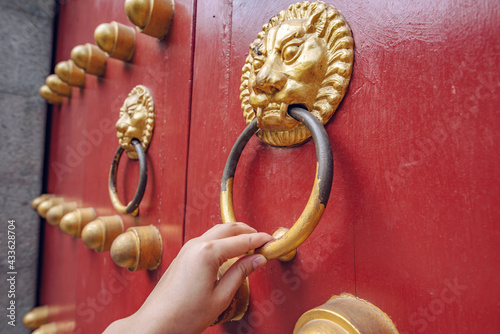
353;218;357;296
181;0;199;245
182;0;235;244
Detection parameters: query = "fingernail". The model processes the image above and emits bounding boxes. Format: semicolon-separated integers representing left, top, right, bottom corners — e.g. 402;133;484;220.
252;255;267;270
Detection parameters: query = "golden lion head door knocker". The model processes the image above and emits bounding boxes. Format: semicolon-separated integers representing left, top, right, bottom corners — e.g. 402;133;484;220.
223;1;353;260
109;85;155;216
240;0;353;147
217;1;354;325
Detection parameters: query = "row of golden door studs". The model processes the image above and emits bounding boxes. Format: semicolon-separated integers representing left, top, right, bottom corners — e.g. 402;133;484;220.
40;0;174;104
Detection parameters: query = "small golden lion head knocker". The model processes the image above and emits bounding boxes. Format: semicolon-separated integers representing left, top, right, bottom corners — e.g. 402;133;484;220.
240;1;354;146
115;85;155;159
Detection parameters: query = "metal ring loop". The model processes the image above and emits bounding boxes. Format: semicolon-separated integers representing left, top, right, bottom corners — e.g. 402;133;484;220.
220;106;334;260
109;139;148;216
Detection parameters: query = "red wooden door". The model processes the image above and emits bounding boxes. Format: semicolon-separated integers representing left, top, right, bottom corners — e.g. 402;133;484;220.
41;0;195;332
40;0;499;333
186;0;500;333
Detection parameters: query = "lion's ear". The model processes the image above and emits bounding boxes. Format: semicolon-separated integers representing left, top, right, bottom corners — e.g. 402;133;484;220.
136;93;145;106
305;9;326;37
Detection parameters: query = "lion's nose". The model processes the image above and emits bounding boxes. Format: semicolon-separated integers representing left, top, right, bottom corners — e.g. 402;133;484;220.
115;117;128;132
253;63;286;95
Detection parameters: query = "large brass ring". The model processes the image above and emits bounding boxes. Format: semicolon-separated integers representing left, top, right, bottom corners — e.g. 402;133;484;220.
220;107;333;260
109;139;147;216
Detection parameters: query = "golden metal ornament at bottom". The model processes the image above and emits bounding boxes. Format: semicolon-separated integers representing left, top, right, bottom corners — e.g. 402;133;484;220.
293;293;399;334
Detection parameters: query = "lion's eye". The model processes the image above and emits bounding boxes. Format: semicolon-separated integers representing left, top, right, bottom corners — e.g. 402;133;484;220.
127;104;137;117
282;44;300;64
253;58;264;72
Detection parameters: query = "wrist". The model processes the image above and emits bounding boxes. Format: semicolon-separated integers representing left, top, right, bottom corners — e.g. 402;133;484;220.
103;312;162;334
103;315;134;334
134;304;206;334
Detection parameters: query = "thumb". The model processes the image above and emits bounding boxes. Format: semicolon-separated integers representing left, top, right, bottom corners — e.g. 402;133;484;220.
215;254;267;302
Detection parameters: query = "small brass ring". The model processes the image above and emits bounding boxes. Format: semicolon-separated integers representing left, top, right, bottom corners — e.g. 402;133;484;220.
220;106;333;260
109;139;147;216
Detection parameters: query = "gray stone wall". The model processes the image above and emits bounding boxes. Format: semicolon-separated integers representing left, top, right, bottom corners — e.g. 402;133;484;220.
0;0;55;332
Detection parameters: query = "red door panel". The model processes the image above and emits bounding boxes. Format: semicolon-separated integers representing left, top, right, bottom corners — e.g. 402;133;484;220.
186;0;500;333
343;1;500;332
41;94;87;326
185;1;356;333
41;0;195;332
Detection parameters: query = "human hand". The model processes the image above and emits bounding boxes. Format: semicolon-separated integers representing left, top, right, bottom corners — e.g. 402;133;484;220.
104;222;273;334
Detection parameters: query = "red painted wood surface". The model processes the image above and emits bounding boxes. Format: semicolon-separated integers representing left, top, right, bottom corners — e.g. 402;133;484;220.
186;0;500;333
41;0;500;333
345;1;500;333
41;0;195;333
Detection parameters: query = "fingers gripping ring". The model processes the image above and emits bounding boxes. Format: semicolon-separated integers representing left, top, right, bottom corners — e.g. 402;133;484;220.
220;107;334;261
109;139;148;216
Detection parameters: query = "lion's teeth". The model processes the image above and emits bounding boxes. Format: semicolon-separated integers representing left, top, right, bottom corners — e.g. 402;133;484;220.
256;107;263;118
280;103;287;117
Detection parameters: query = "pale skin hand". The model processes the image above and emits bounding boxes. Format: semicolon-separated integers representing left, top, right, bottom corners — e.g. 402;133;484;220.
103;223;273;334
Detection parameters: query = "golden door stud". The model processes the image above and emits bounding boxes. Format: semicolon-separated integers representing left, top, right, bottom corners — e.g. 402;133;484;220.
32;194;54;210
39;85;63;104
71;43;107;76
94;21;136;61
46;74;72;97
32;321;75;334
82;215;124;252
59;208;97;238
46;202;78;226
110;225;162;271
125;0;174;39
55;60;86;88
36;197;65;218
23;305;49;329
